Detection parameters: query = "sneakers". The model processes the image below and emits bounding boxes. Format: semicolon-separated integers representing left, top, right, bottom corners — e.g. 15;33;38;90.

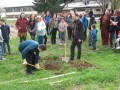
0;57;6;61
116;46;120;49
22;59;27;65
35;63;40;69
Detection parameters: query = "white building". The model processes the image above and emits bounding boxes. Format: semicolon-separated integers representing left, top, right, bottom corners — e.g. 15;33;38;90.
63;1;102;17
4;1;102;19
5;5;37;19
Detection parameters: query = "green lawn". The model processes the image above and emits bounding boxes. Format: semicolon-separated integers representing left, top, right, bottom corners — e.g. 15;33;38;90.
0;22;120;90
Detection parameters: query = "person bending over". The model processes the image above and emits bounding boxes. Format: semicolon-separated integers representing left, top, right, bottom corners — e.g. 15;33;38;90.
19;40;46;74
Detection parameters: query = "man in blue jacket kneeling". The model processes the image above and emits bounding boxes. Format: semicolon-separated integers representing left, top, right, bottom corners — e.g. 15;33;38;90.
19;40;46;74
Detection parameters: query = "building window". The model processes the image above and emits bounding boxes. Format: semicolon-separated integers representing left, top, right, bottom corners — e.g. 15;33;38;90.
14;7;21;12
6;8;13;12
75;8;85;11
23;7;32;12
96;9;101;12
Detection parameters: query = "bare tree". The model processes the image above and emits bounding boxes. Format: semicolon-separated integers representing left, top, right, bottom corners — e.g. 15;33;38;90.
0;7;3;19
95;0;111;13
111;0;120;10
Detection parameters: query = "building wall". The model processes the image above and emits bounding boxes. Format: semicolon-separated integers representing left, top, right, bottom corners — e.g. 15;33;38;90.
5;6;37;19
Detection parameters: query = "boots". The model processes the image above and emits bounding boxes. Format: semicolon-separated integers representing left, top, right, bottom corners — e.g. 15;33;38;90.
26;65;33;75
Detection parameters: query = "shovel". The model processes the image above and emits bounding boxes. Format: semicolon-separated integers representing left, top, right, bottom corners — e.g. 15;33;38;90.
62;32;69;63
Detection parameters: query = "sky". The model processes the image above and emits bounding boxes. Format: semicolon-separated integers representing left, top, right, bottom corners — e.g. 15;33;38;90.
0;0;34;7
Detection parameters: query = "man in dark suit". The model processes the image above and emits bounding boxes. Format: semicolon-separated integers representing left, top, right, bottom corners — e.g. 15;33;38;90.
70;14;84;61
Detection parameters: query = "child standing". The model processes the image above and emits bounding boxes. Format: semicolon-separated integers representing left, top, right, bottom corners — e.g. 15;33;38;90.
58;17;67;46
0;27;3;60
91;24;98;51
0;19;11;56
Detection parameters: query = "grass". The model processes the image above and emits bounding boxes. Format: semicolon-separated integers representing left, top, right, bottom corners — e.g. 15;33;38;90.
0;21;120;90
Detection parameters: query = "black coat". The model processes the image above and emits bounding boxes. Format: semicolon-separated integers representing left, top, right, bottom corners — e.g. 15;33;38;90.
73;19;84;40
1;24;10;40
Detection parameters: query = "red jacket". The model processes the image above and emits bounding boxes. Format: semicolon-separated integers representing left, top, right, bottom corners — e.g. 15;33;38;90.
16;18;29;33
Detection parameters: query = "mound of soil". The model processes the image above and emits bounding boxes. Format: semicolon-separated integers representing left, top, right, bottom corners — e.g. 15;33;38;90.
70;61;93;68
44;63;63;70
39;56;61;61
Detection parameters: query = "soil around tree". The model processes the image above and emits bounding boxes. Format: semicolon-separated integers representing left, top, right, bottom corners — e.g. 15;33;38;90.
39;56;94;72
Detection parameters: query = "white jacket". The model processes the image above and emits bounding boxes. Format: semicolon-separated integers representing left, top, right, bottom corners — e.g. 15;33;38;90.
35;20;46;36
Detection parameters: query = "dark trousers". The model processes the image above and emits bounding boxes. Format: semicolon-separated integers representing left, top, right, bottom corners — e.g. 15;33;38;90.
70;38;82;60
88;30;92;46
30;33;36;40
46;24;50;35
67;26;73;39
92;39;97;50
110;32;115;47
101;29;109;45
26;52;36;73
51;28;58;44
19;47;36;73
44;35;47;45
20;37;26;43
3;40;11;54
84;27;87;40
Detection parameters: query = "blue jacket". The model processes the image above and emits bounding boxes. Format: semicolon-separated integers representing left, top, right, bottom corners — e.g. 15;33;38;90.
82;14;88;28
45;15;51;24
91;29;98;40
1;24;10;40
19;40;39;63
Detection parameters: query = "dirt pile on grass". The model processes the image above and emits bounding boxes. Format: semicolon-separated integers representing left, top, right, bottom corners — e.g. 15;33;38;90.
69;61;93;68
43;63;63;70
39;56;94;71
39;55;61;61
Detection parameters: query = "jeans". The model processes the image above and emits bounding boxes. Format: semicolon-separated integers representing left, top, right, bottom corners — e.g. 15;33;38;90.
37;35;44;44
92;39;97;50
0;42;3;58
60;31;66;43
51;28;58;44
88;30;92;46
3;40;11;54
70;37;82;60
67;26;73;39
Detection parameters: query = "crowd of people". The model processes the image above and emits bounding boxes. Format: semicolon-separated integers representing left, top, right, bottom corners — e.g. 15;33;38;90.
0;9;120;74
